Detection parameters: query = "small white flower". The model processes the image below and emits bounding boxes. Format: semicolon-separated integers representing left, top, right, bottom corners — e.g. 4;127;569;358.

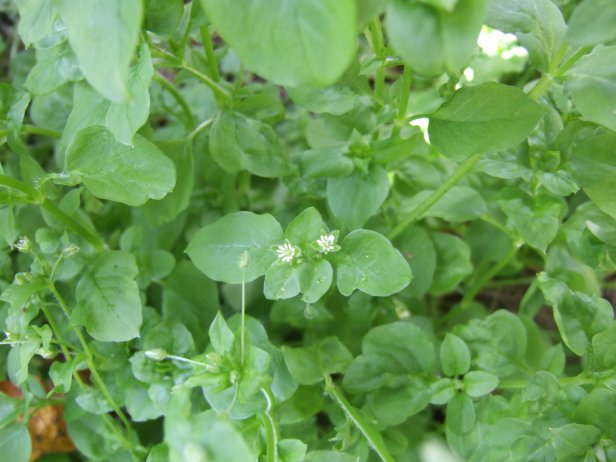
316;233;336;253
276;240;298;263
15;236;31;252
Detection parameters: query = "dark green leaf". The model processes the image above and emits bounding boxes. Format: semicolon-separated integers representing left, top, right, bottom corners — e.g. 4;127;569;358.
65;126;176;206
429;82;545;161
336;229;411;297
186;211;283;284
200;0;356;86
568;128;616;219
385;0;486;76
566;0;616;46
486;0;566;71
566;47;616;132
440;333;471;377
56;0;143;102
73;251;142;342
429;232;472;295
538;273;613;356
327;167;390;229
446;393;476;435
209;111;291;177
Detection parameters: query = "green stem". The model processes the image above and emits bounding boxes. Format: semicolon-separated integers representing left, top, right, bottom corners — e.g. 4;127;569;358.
484;276;536;288
240;270;246;366
153;73;195;129
396;66;412;120
41;200;106;252
188;118;213;140
528;73;553;101
200;25;221;82
22;124;61;138
554;46;593;77
499;375;595;390
44;289;137;456
259;387;279;462
368;18;386;100
461;241;522;306
0;125;61;139
0;175;106;251
180;64;232;102
387;153;483;240
49;285;135;436
0;174;40;200
324;376;395;462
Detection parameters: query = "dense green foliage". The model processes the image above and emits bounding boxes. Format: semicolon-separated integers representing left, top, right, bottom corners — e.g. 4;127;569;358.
1;0;616;461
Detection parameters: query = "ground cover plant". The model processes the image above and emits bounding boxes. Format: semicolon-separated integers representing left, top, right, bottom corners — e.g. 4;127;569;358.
1;0;616;460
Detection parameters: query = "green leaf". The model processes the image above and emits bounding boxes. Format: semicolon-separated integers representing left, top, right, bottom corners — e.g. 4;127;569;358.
428;82;545;161
566;0;616;46
200;0;357;86
367;377;431;425
395;226;436;298
343;322;434;393
144;0;184;37
301;147;355;179
498;189;566;253
162;260;220;351
462;371;499;397
49;360;74;393
279;439;308;462
538;273;613;356
385;0;486;76
429;232;472;295
141;139;194;225
446;393;476;435
440;333;471;377
566;46;616;132
576;388;616;441
287;84;357;115
592;322;616;370
56;0;143;102
304;451;359;462
430;378;456;405
299;260;333;303
73;251;142;342
327;166;390;229
486;0;566;71
209;110;291;178
336;229;411;297
404;186;487;222
456;310;528;377
284;207;326;251
209;312;234;355
264;263;301;300
568;128;616;219
103;44;154;144
65;126;176;206
186;211;283;284
550;424;601;460
282;346;322;385
14;0;57;47
24;41;81;95
0;423;31;462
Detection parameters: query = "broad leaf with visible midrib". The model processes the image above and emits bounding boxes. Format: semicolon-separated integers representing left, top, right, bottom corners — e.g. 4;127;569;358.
65;126;176;207
186;212;283;284
429;82;545;160
386;0;486;76
200;0;356;87
568;129;616;219
56;0;142;102
336;230;412;296
73;251;142;342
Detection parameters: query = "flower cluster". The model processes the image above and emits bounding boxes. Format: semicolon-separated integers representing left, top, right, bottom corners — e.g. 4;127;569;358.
276;231;340;264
